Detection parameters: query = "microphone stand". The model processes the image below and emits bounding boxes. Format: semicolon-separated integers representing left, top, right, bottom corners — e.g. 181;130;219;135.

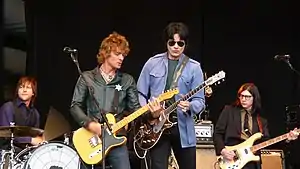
284;59;300;78
282;58;300;169
69;52;112;169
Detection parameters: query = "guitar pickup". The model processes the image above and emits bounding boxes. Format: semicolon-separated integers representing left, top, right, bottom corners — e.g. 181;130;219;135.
233;150;239;160
89;136;100;148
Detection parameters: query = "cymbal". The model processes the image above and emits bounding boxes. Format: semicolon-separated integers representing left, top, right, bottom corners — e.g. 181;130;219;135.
0;126;44;138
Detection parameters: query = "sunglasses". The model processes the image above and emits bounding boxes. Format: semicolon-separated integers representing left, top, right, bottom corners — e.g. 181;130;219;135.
168;40;185;47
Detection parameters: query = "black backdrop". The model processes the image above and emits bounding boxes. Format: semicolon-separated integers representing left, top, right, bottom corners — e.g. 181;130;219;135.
23;0;300;167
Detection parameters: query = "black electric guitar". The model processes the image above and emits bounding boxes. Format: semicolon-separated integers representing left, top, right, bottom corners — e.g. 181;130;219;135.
134;71;226;150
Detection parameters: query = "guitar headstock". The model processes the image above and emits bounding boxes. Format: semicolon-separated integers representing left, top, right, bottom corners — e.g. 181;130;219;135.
158;88;179;102
205;70;226;86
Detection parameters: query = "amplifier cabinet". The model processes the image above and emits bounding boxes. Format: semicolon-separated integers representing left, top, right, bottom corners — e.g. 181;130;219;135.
196;145;218;169
261;149;285;169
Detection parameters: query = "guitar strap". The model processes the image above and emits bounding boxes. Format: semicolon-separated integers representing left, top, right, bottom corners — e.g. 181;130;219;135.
170;55;189;89
112;86;119;113
89;71;120;115
256;114;263;134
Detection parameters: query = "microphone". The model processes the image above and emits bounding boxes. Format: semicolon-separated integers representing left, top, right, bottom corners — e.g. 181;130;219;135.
275;54;300;77
274;54;290;61
63;46;78;63
63;47;78;53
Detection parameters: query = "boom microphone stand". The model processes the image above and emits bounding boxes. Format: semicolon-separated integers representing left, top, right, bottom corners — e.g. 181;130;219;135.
275;54;300;169
65;47;111;169
275;54;300;77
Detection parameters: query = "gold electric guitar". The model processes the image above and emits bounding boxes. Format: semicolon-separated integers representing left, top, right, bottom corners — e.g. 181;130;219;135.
217;129;300;169
72;88;179;165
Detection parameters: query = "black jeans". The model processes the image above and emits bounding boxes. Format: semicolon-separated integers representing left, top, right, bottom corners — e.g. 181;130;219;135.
148;125;196;169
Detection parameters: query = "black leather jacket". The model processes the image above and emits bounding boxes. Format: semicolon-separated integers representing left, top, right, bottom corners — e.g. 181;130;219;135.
70;67;141;134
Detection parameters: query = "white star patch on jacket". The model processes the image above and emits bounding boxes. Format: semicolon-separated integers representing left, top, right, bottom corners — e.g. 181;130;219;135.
115;84;122;91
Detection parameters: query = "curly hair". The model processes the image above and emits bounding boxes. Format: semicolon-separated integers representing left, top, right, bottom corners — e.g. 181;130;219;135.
96;32;130;64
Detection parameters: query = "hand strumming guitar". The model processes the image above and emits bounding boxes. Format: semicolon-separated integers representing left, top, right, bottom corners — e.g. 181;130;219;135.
147;97;164;124
221;148;235;161
87;121;102;136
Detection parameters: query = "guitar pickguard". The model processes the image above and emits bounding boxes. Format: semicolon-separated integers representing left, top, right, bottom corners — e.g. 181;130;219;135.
87;128;126;160
152;114;167;133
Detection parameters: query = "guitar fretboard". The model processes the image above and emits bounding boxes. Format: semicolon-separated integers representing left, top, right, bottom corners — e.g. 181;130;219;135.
111;106;149;133
164;82;206;116
251;129;300;152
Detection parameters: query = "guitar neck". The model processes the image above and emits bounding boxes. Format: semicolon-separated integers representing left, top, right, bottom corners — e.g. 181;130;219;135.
251;129;300;152
111;105;149;133
164;83;206;115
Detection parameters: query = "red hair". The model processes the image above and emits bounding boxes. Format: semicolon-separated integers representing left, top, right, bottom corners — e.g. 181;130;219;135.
15;76;38;104
96;32;130;64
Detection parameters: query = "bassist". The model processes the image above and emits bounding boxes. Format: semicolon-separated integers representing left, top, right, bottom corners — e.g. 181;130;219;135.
213;83;299;169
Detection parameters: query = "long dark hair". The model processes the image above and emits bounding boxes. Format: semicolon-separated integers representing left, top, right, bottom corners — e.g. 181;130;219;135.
233;83;262;115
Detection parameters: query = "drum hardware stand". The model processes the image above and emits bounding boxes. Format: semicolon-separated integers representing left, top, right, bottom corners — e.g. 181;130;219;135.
169;148;179;169
66;48;112;169
0;122;17;169
64;133;70;145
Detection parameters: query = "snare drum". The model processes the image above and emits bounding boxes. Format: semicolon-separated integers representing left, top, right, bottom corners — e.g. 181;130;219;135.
19;142;80;169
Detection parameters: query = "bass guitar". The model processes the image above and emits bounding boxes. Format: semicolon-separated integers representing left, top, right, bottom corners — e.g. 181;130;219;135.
72;88;179;164
217;129;300;169
134;70;226;150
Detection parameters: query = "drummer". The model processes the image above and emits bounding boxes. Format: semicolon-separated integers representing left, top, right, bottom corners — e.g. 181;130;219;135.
0;76;44;149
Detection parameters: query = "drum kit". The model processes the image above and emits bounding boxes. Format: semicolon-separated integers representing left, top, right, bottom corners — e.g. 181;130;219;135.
0;123;80;169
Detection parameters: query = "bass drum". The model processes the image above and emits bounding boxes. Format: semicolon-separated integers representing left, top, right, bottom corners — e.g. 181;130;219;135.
22;142;80;169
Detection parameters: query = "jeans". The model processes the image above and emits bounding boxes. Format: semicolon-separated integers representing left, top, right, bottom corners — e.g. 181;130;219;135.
80;144;131;169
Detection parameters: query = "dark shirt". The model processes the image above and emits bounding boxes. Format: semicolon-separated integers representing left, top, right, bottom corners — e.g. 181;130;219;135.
164;59;179;91
70;67;141;135
0;99;40;144
213;105;270;156
164;59;179;121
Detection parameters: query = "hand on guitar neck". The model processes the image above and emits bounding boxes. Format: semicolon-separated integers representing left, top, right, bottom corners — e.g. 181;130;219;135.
287;128;299;142
204;86;213;98
178;94;190;113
